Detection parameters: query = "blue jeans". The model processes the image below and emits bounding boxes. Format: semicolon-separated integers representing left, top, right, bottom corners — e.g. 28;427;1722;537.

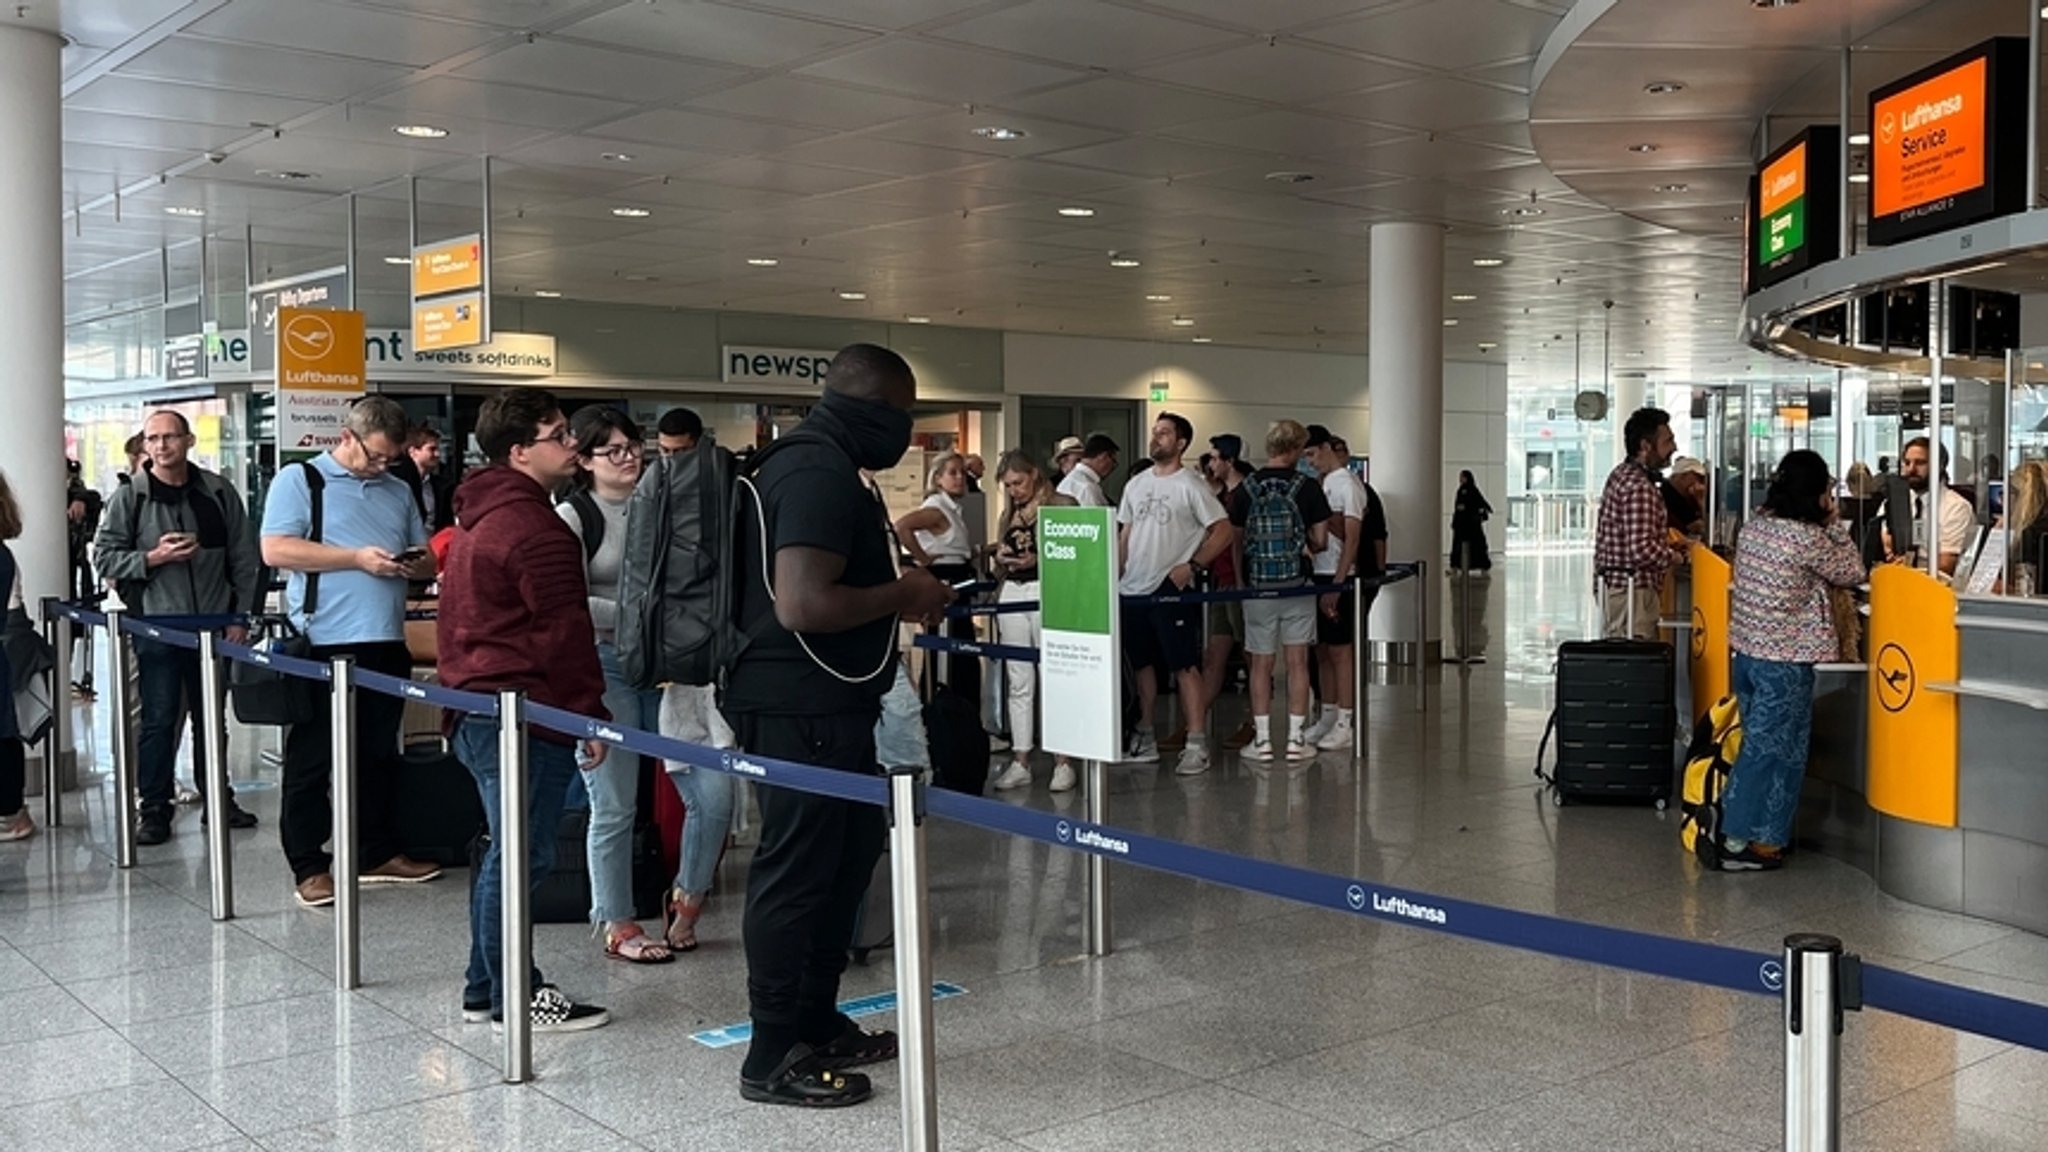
135;638;222;813
657;683;739;899
1719;652;1817;848
457;716;575;1014
586;643;662;924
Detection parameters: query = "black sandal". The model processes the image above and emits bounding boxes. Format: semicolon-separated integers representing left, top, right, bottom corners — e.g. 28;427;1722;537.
739;1043;873;1108
812;1025;899;1070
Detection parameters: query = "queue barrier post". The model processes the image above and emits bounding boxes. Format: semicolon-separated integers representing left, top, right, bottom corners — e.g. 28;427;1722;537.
105;610;138;869
886;765;939;1152
38;597;67;828
499;689;533;1084
331;656;360;991
1785;933;1860;1152
1349;577;1363;760
1085;758;1113;957
1413;560;1428;714
198;630;234;922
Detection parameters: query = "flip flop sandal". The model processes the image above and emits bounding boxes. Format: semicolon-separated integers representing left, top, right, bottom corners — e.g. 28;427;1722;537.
604;925;674;965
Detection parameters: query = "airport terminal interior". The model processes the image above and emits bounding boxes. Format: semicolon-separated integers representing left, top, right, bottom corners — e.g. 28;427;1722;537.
16;0;2048;1149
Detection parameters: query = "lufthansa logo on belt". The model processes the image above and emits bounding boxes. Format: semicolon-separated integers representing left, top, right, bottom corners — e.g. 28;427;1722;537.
1055;821;1071;843
1876;642;1915;713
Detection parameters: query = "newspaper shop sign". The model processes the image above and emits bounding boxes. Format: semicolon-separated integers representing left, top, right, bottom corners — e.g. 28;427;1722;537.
722;345;834;387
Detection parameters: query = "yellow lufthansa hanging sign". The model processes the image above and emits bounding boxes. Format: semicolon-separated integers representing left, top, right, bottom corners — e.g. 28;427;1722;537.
1689;543;1731;719
1865;565;1958;828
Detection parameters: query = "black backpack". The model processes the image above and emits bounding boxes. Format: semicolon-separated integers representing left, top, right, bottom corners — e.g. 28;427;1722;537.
564;488;605;562
616;434;742;691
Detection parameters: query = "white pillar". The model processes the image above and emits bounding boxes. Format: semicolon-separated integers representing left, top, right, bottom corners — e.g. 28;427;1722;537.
1367;223;1444;658
0;28;66;606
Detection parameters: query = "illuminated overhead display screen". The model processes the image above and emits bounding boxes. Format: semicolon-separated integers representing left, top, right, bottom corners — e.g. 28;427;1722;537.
1868;37;2027;247
1750;126;1839;291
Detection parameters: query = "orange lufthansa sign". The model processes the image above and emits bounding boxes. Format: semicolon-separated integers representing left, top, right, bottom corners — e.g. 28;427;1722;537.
1873;56;1988;219
413;293;484;351
275;307;365;391
411;234;483;299
1758;143;1806;219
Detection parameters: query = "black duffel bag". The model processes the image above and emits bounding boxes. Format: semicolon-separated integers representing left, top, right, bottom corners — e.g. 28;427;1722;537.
229;614;325;726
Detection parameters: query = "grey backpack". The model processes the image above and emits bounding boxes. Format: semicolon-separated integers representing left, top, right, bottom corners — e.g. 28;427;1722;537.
615;434;740;690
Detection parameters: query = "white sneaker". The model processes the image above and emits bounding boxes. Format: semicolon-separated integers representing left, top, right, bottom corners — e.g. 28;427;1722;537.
1302;711;1336;744
1286;735;1316;761
1124;732;1160;764
1049;762;1077;792
1315;717;1354;752
1174;742;1211;776
1241;737;1275;762
991;760;1032;791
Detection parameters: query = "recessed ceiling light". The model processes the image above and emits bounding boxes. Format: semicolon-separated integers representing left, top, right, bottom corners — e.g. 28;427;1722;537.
611;206;651;217
838;290;867;301
1643;81;1686;95
1501;206;1544;217
622;274;659;282
1628;143;1659;154
1451;294;1478;303
746;257;779;267
1265;171;1315;184
383;256;411;266
971;126;1027;141
1848;173;1871;184
1472;256;1506;267
1848;132;1871;146
1191;336;1212;344
600;151;635;163
1057;206;1096;217
904;315;931;324
1478;341;1498;351
1654;182;1689;193
163;206;205;217
1724;213;1744;222
392;124;448;139
1145;293;1172;302
256;169;318;181
534;290;562;298
1109;255;1141;268
1444;318;1460;327
1171;316;1196;327
1751;0;1799;7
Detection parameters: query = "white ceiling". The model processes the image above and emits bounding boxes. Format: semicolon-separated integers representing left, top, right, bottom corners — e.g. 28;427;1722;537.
30;0;1998;385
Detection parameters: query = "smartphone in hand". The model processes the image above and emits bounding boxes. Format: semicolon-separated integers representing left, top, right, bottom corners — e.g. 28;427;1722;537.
393;546;429;566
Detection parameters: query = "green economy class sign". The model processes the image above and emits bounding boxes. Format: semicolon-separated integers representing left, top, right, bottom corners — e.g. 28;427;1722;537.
1037;505;1122;763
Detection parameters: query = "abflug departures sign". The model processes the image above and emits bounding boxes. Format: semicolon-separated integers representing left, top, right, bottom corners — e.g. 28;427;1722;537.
1749;126;1840;291
1868;37;2028;247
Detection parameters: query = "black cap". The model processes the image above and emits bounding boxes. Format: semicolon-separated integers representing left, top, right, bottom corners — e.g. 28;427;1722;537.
1209;433;1243;461
1304;424;1338;449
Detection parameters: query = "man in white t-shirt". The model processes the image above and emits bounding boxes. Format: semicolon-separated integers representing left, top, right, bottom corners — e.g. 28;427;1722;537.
1879;436;1976;575
1056;433;1119;508
1117;414;1228;775
1303;425;1368;752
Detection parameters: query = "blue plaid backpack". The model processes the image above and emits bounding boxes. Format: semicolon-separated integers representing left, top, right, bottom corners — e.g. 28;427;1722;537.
1243;474;1308;587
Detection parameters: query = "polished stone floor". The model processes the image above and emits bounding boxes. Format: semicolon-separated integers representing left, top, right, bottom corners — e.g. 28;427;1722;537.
3;554;2046;1150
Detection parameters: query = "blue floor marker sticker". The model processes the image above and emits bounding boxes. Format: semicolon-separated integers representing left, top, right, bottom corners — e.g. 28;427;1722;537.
690;982;968;1049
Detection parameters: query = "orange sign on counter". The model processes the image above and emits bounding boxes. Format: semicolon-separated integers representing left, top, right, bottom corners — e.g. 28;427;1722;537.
1688;543;1730;719
1865;565;1958;828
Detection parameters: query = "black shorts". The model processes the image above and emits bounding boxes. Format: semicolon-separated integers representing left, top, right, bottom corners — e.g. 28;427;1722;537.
1313;574;1356;647
1122;580;1203;674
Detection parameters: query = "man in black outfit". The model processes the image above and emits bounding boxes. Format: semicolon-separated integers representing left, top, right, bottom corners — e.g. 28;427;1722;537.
722;343;954;1108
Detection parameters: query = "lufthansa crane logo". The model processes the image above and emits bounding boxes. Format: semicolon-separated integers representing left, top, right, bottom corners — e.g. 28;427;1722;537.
1690;605;1707;661
1880;110;1897;146
282;313;335;360
1876;642;1915;713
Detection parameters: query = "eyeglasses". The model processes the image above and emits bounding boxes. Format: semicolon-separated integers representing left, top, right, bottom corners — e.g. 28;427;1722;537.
590;443;639;465
529;426;575;450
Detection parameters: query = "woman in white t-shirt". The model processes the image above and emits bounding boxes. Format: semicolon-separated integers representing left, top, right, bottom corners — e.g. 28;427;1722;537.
894;452;981;705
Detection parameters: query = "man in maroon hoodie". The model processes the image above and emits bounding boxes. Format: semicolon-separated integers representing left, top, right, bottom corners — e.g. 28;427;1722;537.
438;387;612;1033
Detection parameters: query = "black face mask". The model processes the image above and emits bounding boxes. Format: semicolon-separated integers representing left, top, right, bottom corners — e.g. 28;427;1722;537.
817;389;914;472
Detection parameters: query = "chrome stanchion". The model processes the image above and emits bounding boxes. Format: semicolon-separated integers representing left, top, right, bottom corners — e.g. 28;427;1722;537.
330;656;359;990
1085;758;1112;957
887;765;939;1152
105;610;137;869
198;631;234;922
1784;933;1860;1152
39;598;67;828
499;689;533;1084
1349;577;1363;760
1413;560;1428;714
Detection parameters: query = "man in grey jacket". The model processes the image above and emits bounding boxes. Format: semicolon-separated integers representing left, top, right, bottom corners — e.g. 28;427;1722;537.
94;410;263;845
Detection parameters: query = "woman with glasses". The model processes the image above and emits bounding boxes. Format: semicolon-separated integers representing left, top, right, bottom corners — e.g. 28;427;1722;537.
557;407;673;963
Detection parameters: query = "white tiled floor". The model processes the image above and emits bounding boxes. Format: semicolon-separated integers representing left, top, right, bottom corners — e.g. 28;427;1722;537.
4;554;2047;1150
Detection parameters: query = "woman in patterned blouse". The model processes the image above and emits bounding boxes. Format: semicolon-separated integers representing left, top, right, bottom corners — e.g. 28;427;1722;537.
1710;450;1866;872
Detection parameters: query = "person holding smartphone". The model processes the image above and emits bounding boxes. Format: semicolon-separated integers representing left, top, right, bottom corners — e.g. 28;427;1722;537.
93;409;264;846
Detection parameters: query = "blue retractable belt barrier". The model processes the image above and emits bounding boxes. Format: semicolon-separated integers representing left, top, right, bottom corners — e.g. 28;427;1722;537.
522;702;890;808
216;639;333;683
949;562;1424;617
352;667;500;717
914;633;1039;664
1863;963;2048;1053
404;608;437;622
50;602;109;628
924;787;1786;998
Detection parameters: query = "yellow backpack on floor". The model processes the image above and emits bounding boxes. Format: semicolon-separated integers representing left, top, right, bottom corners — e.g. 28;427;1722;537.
1679;695;1742;859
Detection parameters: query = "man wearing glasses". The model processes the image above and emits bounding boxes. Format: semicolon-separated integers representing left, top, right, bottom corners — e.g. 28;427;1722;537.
93;409;264;845
260;395;444;908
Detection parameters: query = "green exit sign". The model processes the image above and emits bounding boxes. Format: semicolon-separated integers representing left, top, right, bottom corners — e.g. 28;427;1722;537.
1760;198;1805;265
1149;383;1169;403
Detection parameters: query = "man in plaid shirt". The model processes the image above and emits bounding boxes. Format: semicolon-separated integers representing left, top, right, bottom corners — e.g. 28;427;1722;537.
1594;407;1687;639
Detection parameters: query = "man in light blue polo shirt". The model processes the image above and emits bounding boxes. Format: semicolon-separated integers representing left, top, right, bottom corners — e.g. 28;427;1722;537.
260;395;443;909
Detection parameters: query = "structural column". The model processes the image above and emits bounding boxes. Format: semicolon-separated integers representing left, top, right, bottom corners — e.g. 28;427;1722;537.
0;27;68;606
1367;222;1444;660
1613;376;1646;469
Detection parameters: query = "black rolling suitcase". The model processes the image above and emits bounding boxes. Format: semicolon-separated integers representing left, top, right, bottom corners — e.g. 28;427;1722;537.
1535;574;1676;807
